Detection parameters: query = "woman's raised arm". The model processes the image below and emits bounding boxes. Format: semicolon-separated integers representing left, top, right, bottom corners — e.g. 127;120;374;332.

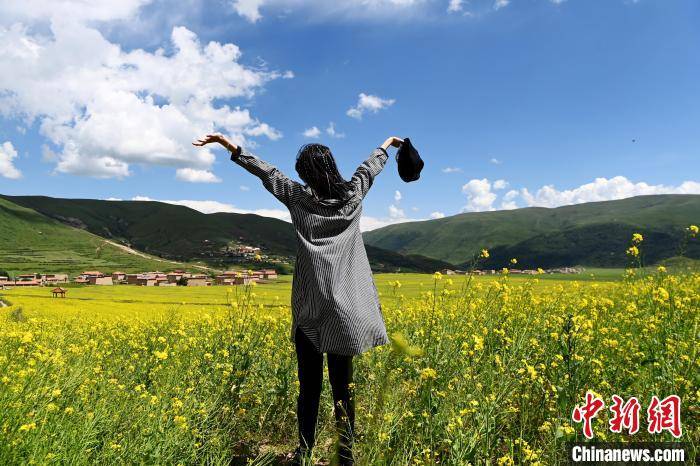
350;137;403;199
193;133;300;207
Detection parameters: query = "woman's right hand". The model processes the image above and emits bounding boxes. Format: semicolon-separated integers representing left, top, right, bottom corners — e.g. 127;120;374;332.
381;136;404;151
192;133;238;153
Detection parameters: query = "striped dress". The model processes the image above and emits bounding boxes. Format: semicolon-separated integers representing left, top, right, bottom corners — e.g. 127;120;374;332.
231;147;391;356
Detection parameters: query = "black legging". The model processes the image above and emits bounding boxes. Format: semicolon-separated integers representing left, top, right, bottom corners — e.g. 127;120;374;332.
294;327;355;459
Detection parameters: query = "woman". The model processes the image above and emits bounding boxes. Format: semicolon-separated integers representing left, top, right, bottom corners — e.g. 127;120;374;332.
193;133;403;465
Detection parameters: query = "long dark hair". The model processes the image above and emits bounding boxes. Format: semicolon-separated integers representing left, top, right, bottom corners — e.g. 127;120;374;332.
295;143;354;206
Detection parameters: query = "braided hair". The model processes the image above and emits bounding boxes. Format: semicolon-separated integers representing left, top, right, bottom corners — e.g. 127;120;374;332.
295;143;354;207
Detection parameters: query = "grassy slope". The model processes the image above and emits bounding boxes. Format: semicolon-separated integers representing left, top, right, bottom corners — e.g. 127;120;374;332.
0;196;452;274
0;198;184;276
364;194;700;266
1;195;297;260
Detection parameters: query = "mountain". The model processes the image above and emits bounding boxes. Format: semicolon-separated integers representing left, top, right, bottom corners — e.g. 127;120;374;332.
363;195;700;268
0;195;453;274
0;197;180;276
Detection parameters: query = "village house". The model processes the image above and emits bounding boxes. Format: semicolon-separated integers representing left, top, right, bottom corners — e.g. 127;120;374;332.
137;276;158;286
42;273;69;284
88;275;113;286
233;275;256;285
215;271;239;286
17;273;41;282
112;272;127;283
167;271;189;284
12;277;42;286
77;271;113;285
186;275;211;286
260;269;278;280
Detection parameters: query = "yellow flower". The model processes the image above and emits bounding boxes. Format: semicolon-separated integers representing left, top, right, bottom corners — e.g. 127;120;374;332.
657;266;667;274
480;249;490;259
526;364;538;380
632;233;644;244
19;422;36;432
626;246;639;257
689;225;699;237
473;335;484;351
501;267;509;275
510;258;517;265
153;350;168;360
497;455;514;466
174;415;188;429
433;271;443;280
419;367;437;380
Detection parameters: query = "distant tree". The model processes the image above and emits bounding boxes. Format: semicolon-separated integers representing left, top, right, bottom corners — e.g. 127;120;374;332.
0;270;10;279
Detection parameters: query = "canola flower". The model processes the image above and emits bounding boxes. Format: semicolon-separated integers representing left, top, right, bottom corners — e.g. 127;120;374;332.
0;266;698;464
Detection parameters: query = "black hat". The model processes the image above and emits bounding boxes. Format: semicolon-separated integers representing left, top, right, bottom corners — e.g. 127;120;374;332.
395;137;424;183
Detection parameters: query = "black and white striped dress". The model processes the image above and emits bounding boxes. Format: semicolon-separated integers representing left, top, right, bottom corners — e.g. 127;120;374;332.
231;147;390;356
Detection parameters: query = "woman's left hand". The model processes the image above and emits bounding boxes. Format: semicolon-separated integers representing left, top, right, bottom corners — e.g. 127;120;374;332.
381;136;404;151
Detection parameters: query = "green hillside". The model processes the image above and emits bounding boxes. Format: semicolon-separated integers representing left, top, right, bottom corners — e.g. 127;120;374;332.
1;195;452;274
0;198;182;276
364;195;700;268
1;195;296;261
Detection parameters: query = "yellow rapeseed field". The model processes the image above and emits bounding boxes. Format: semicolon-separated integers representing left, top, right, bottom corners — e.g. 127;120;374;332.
0;238;698;464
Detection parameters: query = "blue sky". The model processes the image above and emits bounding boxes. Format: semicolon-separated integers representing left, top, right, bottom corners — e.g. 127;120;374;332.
0;0;698;229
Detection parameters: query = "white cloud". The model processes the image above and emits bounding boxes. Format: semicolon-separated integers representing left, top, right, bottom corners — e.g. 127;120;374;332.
500;189;519;210
447;0;463;12
245;123;282;140
442;166;462;173
519;176;700;208
231;0;426;23
490;157;502;165
493;179;508;190
0;0;150;24
0;10;289;180
494;0;509;9
175;168;222;184
430;211;445;219
232;0;265;23
346;93;395;120
239;185;250;191
0;141;22;179
127;196;291;221
303;126;321;138
388;204;405;219
461;178;497;212
326;122;345;138
394;190;402;202
458;176;700;213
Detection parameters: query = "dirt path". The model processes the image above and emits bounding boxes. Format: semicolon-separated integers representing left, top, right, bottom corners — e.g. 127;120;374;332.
102;239;218;273
0;299;7;308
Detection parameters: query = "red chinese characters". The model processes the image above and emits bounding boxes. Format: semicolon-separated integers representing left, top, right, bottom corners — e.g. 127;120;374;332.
572;392;605;439
609;395;641;435
647;395;682;438
572;392;683;438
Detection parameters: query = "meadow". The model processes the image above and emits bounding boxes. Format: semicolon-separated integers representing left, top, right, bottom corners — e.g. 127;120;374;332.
0;268;698;465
